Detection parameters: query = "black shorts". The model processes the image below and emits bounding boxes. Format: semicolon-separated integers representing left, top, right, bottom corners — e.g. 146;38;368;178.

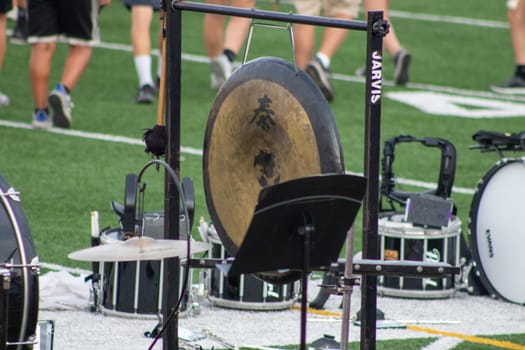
124;0;161;10
27;0;101;45
0;0;12;14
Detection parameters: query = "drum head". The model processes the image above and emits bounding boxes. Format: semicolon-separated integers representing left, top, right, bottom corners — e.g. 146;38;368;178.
203;57;345;283
469;159;525;304
0;174;39;344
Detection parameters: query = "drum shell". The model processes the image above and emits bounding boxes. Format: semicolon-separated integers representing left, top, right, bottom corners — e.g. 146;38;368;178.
207;238;297;310
0;175;39;348
468;158;525;304
378;213;461;299
0;268;9;348
98;228;190;318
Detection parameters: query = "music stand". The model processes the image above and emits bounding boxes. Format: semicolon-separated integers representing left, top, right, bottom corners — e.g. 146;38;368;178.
227;173;367;350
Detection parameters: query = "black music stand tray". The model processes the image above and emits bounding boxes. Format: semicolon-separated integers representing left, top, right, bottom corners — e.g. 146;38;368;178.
227;173;367;350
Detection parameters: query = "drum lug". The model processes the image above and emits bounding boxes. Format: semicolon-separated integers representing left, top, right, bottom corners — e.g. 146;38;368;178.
318;276;360;296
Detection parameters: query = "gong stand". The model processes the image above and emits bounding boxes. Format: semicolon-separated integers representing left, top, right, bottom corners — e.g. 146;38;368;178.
164;2;388;350
226;174;366;350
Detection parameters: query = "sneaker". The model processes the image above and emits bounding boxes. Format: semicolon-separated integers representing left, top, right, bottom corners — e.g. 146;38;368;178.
32;110;52;129
48;84;73;128
0;91;9;106
10;13;28;45
355;65;366;77
209;54;231;89
305;56;334;102
490;75;525;94
135;84;156;104
393;49;411;86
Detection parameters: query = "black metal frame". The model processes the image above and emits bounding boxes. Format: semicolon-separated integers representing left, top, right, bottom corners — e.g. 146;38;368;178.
162;2;387;349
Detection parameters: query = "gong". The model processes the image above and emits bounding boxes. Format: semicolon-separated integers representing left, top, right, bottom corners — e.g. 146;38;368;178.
203;56;345;283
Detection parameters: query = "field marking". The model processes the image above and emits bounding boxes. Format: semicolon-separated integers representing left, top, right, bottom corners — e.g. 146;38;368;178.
7;8;506;197
269;0;509;29
289;306;525;350
407;325;525;350
0;119;203;156
0;119;475;195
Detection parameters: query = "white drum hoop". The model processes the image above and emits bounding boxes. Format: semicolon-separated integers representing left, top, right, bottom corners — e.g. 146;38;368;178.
0;177;39;348
378;213;461;299
97;228;191;319
469;158;525;305
207;237;298;310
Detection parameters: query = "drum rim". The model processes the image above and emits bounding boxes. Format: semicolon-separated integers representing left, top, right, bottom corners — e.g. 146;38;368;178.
0;176;39;344
468;158;525;304
378;213;462;239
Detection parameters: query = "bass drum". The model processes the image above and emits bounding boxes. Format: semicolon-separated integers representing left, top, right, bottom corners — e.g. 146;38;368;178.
0;174;39;349
203;56;345;284
469;158;525;304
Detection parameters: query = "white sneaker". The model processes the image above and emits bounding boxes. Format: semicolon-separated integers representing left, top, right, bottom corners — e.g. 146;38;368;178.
209;54;232;89
32;110;52;129
0;91;9;106
48;84;73;128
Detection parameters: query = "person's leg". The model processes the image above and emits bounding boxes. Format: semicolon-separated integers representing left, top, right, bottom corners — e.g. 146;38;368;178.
303;0;358;101
293;24;316;69
316;15;350;63
0;12;7;73
131;5;155;87
223;0;254;58
48;0;100;127
30;42;56;110
361;0;410;85
490;0;525;93
11;0;28;44
203;0;230;88
130;4;157;103
363;0;401;57
0;7;10;106
509;0;525;65
203;0;226;58
293;0;320;69
60;45;93;91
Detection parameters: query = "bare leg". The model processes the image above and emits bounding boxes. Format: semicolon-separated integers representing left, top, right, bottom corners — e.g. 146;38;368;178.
0;14;6;70
203;0;226;57
131;5;154;57
317;14;350;61
223;0;254;55
60;45;93;91
293;24;315;69
363;0;401;58
509;0;525;65
30;42;56;109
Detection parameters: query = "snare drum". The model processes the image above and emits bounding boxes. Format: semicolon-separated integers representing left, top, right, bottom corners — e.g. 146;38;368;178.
378;213;461;298
207;238;297;310
469;158;525;304
98;228;190;318
0;175;39;349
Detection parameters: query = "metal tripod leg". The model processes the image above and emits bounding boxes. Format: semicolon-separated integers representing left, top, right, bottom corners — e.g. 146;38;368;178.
341;226;355;350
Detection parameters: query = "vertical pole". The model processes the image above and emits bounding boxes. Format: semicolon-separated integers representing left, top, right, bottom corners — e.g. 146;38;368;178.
340;226;355;350
360;10;385;350
164;1;182;349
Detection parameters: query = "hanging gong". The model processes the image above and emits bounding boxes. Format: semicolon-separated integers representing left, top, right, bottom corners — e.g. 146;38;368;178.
203;56;345;284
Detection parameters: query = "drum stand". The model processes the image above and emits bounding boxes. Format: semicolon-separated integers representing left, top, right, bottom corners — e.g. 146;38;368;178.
225;174;367;350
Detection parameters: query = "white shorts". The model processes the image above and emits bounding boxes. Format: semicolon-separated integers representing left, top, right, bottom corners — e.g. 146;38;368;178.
294;0;361;18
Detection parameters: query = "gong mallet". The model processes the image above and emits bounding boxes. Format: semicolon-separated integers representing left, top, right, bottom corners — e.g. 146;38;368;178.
143;31;167;157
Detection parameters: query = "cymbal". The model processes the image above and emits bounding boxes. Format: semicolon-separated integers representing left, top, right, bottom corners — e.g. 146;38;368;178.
68;236;209;262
